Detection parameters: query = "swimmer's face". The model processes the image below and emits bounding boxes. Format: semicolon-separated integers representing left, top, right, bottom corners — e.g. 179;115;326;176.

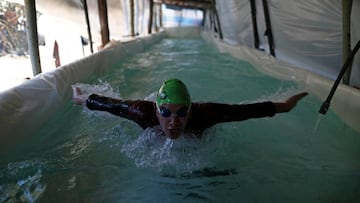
156;103;190;139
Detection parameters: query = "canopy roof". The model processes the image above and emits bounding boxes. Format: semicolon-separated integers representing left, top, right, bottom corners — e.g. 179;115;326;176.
154;0;211;9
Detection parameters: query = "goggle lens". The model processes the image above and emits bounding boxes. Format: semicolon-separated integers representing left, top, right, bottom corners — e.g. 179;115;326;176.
159;106;188;118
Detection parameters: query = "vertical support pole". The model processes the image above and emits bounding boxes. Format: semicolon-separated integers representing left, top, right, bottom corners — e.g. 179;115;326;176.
209;6;214;31
250;0;260;49
24;0;41;76
154;3;158;32
159;3;163;28
179;10;183;27
262;0;275;56
82;0;93;53
148;0;154;34
210;0;223;39
97;0;110;48
201;9;207;27
342;0;353;85
130;0;135;37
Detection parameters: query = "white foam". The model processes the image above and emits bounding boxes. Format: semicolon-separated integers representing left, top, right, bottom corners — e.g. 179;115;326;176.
121;126;216;174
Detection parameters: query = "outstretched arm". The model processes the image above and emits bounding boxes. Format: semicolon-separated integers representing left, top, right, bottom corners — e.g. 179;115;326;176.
71;85;131;116
71;85;158;129
273;92;308;113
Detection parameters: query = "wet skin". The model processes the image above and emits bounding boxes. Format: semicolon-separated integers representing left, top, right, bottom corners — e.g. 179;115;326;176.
156;103;190;139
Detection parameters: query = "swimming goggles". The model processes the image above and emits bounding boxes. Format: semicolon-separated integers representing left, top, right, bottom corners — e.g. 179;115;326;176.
158;106;189;118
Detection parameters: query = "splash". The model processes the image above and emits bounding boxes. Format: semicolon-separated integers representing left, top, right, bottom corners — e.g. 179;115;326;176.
73;80;121;99
121;126;214;175
0;169;46;203
313;114;323;134
73;80;122;118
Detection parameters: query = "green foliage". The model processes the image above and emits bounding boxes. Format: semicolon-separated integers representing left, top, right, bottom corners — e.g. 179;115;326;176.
0;1;27;56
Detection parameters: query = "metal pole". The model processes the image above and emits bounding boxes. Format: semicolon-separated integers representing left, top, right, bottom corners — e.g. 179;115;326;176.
209;6;214;31
130;0;135;37
342;0;353;84
148;0;154;34
154;2;158;32
210;0;223;39
82;0;93;53
201;9;206;27
159;3;163;28
262;0;275;56
319;39;360;115
250;0;260;49
24;0;41;76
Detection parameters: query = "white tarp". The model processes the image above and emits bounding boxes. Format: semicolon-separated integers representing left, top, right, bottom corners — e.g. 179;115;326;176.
207;0;360;87
201;31;360;136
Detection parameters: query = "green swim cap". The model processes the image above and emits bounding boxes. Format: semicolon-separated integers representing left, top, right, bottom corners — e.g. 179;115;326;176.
156;79;191;107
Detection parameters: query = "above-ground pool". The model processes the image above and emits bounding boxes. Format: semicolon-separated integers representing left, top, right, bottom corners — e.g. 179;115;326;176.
1;38;360;202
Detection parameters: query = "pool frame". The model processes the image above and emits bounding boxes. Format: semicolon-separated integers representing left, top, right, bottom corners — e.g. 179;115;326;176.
0;26;359;154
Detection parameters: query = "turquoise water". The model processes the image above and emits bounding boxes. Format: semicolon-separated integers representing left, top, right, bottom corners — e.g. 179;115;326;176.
1;38;360;202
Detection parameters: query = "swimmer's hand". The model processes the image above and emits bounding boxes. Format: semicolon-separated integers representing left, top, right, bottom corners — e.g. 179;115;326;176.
274;92;308;113
72;85;89;105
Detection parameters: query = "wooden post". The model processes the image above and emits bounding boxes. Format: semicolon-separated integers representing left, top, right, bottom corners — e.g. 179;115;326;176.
82;0;93;53
262;0;275;56
342;0;353;85
130;0;135;37
24;0;41;76
148;0;154;34
97;0;110;47
250;0;260;49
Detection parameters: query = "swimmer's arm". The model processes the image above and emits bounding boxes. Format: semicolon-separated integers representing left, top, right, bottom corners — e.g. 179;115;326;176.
72;86;131;117
72;87;157;128
200;92;308;124
85;94;132;117
273;92;308;113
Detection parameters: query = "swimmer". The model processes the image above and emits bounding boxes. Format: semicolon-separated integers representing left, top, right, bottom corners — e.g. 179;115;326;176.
72;78;308;139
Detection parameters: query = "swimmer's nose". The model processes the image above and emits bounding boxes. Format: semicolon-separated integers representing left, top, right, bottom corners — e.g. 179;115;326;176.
169;115;180;125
